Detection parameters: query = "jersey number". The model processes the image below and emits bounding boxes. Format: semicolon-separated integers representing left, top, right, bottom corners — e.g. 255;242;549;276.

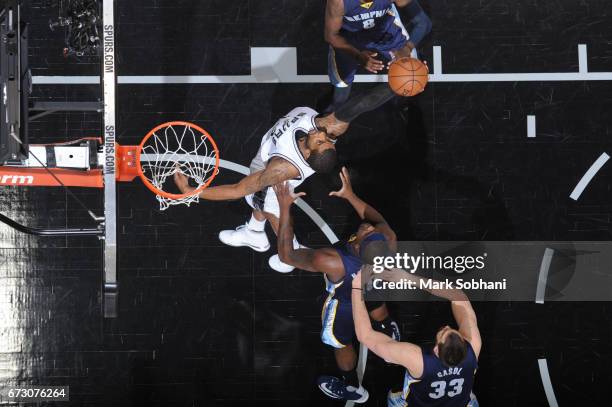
428;378;464;399
363;19;375;29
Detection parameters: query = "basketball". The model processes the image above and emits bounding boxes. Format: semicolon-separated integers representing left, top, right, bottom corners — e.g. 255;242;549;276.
388;57;429;97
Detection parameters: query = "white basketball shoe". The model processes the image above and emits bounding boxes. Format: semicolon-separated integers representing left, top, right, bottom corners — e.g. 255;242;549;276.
218;224;270;252
268;242;307;273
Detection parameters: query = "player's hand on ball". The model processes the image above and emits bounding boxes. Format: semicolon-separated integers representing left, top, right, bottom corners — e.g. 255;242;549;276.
359;51;384;73
273;182;306;208
329;167;354;199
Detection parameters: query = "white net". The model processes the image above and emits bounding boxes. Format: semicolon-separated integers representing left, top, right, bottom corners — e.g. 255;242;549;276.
139;122;219;210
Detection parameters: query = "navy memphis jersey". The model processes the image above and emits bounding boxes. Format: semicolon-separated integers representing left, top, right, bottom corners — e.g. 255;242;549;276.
402;343;478;407
340;0;406;50
325;243;362;302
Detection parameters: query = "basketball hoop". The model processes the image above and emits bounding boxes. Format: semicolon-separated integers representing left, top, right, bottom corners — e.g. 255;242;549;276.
136;121;220;210
0;121;220;211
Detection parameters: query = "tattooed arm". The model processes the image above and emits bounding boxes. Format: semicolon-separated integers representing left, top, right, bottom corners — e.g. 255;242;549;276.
273;182;345;281
173;157;300;201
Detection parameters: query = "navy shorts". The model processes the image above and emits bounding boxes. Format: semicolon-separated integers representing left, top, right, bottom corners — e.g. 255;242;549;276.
321;294;354;349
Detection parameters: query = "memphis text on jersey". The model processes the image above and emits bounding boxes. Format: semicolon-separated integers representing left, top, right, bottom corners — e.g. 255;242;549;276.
344;7;393;22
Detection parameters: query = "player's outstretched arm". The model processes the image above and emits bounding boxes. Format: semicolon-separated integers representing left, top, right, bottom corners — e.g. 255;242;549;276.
173;157;300;201
351;271;423;377
379;268;482;358
393;0;432;54
452;300;482;359
274;182;345;281
329;167;397;242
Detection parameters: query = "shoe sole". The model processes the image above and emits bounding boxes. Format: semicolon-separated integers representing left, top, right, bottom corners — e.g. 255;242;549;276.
268;259;295;273
218;236;270;253
317;383;369;403
353;390;369;403
318;384;342;400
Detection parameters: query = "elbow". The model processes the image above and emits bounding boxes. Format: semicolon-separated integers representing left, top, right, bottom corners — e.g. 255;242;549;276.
324;30;339;46
354;327;371;345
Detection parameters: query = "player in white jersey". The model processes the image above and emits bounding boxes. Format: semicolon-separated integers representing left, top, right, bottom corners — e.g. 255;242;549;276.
174;84;397;272
174;109;346;272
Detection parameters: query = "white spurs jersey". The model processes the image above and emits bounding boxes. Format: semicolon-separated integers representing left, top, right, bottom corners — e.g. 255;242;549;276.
258;107;318;187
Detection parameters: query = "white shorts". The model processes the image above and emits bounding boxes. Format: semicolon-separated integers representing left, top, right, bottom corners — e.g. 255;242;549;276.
244;146;281;218
245;186;280;217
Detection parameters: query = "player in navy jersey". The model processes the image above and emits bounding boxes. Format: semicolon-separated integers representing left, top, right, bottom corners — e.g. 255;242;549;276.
273;169;400;403
351;270;481;407
325;0;432;110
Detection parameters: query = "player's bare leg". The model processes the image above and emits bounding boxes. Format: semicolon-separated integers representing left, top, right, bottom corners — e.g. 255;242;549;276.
334;344;357;373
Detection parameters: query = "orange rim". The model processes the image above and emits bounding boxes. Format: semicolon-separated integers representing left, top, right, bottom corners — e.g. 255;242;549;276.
136;121;220;200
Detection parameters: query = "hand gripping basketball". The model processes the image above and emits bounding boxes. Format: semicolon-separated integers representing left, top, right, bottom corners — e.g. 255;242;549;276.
388;57;430;97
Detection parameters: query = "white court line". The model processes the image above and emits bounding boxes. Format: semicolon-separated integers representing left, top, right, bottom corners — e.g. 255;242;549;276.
33;71;612;84
294;200;339;244
33;75;101;85
538;359;560;407
570;153;610;201
433;45;442;77
32;44;612;84
345;343;369;407
535;248;554;304
578;44;588;74
527;115;536;138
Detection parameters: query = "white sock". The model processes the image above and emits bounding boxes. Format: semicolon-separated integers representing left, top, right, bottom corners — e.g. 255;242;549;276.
292;236;300;249
247;214;266;232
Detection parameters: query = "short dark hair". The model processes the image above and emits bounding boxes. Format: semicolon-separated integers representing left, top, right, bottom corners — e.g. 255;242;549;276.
438;332;468;367
360;237;390;265
308;148;337;173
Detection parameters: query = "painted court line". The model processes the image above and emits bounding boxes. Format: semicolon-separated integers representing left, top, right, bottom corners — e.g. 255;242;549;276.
527;115;536;138
570;153;610;201
32;44;612;84
538;359;560;407
433;45;442;76
578;44;588;74
345;343;369;407
536;248;554;304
